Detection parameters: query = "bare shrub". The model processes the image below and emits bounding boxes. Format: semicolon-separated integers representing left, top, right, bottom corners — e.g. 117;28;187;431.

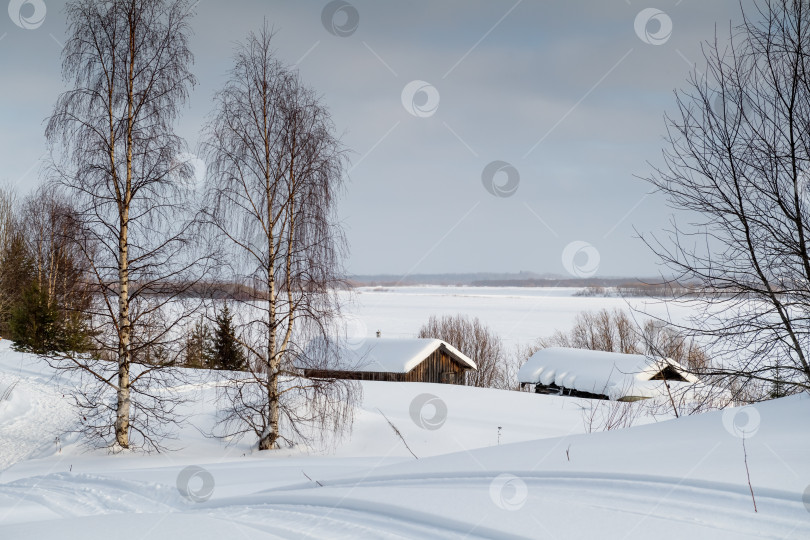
638;319;709;373
573;285;609;297
417;314;512;389
580;399;644;433
532;308;709;373
536;309;637;355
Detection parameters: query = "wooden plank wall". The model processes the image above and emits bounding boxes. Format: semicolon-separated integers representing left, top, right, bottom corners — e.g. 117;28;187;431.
403;350;466;384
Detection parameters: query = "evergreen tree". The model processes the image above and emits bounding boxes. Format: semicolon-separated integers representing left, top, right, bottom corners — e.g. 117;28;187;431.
8;281;93;355
185;317;213;369
0;231;34;336
9;282;58;354
59;305;94;354
211;305;247;371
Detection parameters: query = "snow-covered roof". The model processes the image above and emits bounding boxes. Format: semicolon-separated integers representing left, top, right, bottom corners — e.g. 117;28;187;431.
305;338;477;373
517;347;698;400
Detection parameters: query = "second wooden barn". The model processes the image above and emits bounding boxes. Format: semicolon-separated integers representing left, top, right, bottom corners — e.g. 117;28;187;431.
517;347;698;401
302;337;477;384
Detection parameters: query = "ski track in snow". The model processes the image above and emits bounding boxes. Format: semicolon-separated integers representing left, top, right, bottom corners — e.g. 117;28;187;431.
203;476;809;539
202;505;482;540
0;469;806;539
0;473;477;539
0;372;74;472
0;473;181;519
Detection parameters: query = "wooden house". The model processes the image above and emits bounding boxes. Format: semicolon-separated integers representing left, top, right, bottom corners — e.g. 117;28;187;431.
302;338;477;384
517;347;698;401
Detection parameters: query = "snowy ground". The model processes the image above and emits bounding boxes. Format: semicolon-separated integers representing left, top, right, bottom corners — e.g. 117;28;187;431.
0;288;808;538
345;286;700;347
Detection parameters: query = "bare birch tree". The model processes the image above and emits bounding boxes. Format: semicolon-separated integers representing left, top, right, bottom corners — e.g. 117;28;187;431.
201;25;355;450
643;0;810;399
45;0;200;450
20;189;87;308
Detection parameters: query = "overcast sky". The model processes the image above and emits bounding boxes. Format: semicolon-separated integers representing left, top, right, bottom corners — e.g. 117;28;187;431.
0;1;746;278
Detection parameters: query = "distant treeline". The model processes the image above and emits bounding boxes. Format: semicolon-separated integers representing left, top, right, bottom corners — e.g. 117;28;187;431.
573;283;702;298
469;279;688;291
348;271;553;287
349;273;697;293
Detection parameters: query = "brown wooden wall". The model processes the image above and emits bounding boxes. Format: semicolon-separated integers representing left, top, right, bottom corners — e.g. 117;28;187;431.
403;349;467;384
303;348;470;384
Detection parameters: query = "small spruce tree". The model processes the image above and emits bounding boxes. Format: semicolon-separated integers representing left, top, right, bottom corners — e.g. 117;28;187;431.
9;282;58;354
211;304;247;371
0;231;35;336
9;281;93;355
185;317;213;369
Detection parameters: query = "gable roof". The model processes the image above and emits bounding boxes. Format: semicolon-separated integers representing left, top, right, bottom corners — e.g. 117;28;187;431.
305;338;477;373
517;347;697;400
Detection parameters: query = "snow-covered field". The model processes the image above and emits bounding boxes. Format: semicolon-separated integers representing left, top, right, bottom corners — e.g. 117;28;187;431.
345;285;699;346
0;287;808;539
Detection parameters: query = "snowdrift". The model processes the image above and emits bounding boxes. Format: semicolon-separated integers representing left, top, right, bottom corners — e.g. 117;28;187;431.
0;341;808;539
